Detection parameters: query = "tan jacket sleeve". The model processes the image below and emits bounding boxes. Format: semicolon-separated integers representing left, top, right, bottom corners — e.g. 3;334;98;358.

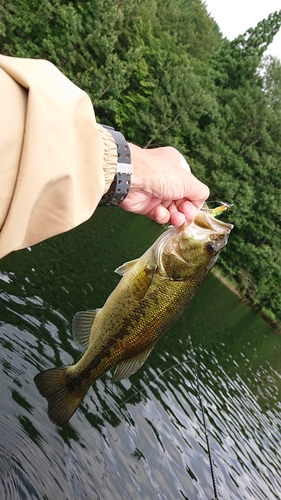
0;55;117;259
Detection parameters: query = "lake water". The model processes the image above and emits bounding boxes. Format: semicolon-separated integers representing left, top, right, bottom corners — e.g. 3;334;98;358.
0;207;280;500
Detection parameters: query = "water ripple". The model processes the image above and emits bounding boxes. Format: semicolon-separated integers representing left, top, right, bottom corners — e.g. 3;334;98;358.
1;210;281;499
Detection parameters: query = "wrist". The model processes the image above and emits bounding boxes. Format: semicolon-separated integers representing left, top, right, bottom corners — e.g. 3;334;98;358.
127;143;153;193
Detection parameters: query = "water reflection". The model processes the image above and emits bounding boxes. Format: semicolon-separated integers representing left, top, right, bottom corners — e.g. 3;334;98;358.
0;208;281;499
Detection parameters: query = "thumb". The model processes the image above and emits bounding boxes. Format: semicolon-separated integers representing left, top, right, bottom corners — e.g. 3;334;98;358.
183;172;210;207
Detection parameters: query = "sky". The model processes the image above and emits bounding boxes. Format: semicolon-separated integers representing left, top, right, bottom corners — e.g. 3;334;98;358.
204;0;281;59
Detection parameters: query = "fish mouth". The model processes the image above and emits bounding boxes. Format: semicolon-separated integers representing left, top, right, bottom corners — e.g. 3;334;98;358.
194;209;233;234
175;208;233;252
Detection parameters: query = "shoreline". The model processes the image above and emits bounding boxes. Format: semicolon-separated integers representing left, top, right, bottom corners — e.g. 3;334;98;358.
211;268;281;335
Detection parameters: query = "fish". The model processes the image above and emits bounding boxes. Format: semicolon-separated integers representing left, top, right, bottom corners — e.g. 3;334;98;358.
34;208;233;426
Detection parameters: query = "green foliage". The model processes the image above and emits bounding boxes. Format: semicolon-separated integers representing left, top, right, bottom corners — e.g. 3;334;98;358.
0;0;135;109
207;35;281;321
0;0;281;322
213;10;281;89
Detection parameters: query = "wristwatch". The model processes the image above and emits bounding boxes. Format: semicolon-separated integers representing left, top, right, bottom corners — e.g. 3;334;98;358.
99;125;133;206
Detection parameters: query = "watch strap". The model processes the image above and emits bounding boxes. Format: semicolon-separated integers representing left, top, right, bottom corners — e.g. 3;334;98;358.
99;126;132;207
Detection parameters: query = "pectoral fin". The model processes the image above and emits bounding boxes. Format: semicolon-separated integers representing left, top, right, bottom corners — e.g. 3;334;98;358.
115;259;139;276
131;266;156;300
111;345;155;382
72;309;101;348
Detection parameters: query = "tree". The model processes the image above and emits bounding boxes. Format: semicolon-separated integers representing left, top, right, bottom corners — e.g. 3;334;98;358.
202;13;281;321
0;0;281;322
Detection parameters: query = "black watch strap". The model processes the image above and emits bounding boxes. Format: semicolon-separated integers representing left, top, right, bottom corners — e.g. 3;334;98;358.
99;125;132;207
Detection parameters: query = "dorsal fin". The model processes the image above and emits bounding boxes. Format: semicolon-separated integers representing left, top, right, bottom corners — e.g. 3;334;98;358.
111;344;155;382
115;259;138;276
72;309;101;348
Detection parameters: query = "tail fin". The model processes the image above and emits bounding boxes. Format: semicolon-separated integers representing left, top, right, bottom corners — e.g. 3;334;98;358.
34;367;84;426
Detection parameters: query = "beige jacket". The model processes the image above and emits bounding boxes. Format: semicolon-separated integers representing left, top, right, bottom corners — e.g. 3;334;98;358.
0;55;117;259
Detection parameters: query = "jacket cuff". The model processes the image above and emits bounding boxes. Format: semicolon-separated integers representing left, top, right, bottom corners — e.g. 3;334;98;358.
96;123;118;194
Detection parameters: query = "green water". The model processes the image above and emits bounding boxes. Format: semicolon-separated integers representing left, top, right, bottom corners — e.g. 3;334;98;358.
0;207;280;499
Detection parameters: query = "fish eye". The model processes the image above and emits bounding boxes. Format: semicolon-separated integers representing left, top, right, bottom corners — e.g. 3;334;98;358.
206;242;217;254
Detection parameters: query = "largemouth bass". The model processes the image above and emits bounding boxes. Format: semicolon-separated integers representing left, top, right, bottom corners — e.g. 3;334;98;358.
34;209;233;426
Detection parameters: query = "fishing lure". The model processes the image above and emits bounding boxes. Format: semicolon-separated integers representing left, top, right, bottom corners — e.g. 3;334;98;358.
202;202;233;218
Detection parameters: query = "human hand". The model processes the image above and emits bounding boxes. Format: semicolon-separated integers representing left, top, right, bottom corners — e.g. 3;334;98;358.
120;144;209;226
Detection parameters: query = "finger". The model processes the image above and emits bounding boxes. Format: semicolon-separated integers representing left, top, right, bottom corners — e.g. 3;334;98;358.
150;200;197;226
169;211;186;226
147;204;170;224
164;201;189;227
176;199;198;221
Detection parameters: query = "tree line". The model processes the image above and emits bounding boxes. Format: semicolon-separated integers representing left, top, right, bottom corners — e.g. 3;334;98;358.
0;0;281;324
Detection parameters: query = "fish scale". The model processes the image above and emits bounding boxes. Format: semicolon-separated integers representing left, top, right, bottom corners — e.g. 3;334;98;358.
34;208;233;426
